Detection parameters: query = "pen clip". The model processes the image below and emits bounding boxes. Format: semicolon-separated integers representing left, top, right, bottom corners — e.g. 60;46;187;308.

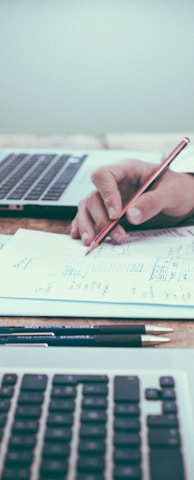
0;332;55;337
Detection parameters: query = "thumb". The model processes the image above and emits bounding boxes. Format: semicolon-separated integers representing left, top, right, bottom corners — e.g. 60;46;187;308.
126;190;165;225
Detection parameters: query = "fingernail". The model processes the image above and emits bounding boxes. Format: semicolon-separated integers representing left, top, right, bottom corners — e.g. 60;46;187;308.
108;206;116;219
112;232;124;243
81;232;90;244
128;207;143;224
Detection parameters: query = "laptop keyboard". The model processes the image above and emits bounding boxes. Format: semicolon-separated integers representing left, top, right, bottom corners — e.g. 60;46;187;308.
0;153;87;201
0;368;188;479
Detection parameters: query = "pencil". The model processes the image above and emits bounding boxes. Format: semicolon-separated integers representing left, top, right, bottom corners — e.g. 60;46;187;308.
86;137;190;255
0;334;170;347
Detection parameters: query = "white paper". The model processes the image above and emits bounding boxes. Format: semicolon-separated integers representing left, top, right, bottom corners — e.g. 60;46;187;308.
0;227;194;315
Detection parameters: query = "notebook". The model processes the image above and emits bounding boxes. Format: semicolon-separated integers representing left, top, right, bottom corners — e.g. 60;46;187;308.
0;148;163;219
0;345;193;479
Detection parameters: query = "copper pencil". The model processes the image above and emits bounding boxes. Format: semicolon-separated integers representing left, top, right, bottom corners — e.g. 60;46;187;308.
86;137;190;255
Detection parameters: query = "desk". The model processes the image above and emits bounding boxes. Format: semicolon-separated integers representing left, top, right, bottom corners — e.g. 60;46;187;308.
0;132;194;348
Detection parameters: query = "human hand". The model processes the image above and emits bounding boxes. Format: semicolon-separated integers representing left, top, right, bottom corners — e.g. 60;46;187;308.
70;158;194;245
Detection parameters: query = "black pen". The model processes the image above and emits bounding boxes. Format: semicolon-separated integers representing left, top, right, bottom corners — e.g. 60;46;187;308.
0;325;173;336
0;334;170;347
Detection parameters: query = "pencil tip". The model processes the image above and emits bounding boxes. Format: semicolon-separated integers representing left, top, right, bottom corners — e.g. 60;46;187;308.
85;241;99;256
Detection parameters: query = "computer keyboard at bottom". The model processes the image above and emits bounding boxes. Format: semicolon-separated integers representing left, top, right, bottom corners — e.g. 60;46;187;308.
0;369;189;480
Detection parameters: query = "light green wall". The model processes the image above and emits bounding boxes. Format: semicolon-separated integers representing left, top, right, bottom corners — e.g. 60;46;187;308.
0;0;193;134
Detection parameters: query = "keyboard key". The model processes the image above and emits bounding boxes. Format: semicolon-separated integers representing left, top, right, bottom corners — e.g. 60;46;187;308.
40;458;68;476
160;376;175;388
162;401;177;414
161;388;176;400
0;413;7;427
42;441;70;458
80;424;106;439
81;410;107;423
148;428;180;447
44;427;72;442
77;455;105;472
46;412;73;426
147;414;179;428
114;464;142;479
18;391;44;404
114;417;140;431
2;374;17;386
0;386;14;398
21;374;47;391
12;419;39;433
145;388;161;400
83;384;108;396
114;447;141;464
2;467;30;479
5;449;33;466
76;474;103;480
53;374;77;385
49;398;75;412
9;434;37;450
15;405;42;418
114;376;140;402
114;432;141;447
77;375;108;384
82;397;107;410
51;385;76;398
78;439;105;454
149;448;185;480
0;399;11;412
114;404;140;417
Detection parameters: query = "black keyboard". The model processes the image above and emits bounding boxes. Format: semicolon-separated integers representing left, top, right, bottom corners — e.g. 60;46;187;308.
0;153;87;201
0;369;187;479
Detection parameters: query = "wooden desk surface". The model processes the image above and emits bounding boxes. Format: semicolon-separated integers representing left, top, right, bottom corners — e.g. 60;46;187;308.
0;132;194;348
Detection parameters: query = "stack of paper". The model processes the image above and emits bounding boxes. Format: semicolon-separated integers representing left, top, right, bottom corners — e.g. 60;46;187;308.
0;226;194;318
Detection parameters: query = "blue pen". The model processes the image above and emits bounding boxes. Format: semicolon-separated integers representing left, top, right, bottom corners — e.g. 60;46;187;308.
0;334;170;347
0;325;173;336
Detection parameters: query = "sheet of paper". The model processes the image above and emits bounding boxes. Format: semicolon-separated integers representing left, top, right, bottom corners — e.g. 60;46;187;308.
0;234;11;250
0;226;194;308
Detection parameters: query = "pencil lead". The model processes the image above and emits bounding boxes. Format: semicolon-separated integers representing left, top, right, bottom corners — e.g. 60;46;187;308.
85;241;99;256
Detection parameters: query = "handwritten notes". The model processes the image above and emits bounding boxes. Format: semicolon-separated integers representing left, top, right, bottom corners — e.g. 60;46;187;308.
0;227;194;309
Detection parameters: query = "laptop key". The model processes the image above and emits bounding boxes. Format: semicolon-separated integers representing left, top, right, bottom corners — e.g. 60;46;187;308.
114;376;140;402
149;448;185;480
20;374;47;391
1;467;30;479
42;155;87;201
148;428;180;447
114;464;142;479
147;414;179;428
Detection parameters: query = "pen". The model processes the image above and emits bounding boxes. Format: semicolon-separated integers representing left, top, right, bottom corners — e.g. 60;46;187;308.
86;137;190;255
0;334;170;347
0;325;173;336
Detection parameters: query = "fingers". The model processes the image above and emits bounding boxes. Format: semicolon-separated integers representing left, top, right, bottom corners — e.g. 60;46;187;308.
91;159;157;219
91;162;129;218
70;160;194;247
70;191;126;245
126;171;194;225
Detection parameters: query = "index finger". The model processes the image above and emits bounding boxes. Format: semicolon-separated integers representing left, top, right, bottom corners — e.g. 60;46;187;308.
91;162;127;219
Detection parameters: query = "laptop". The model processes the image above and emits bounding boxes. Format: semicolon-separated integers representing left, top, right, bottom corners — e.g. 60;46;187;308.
0;148;163;219
0;345;193;479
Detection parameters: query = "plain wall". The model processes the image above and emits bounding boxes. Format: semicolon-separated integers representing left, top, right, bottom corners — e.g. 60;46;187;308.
0;0;194;135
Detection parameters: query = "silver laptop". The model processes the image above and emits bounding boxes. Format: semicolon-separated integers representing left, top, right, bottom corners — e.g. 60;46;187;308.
0;345;193;479
0;149;163;219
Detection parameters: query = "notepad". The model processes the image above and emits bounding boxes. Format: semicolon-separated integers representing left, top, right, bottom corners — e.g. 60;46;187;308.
0;226;194;318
